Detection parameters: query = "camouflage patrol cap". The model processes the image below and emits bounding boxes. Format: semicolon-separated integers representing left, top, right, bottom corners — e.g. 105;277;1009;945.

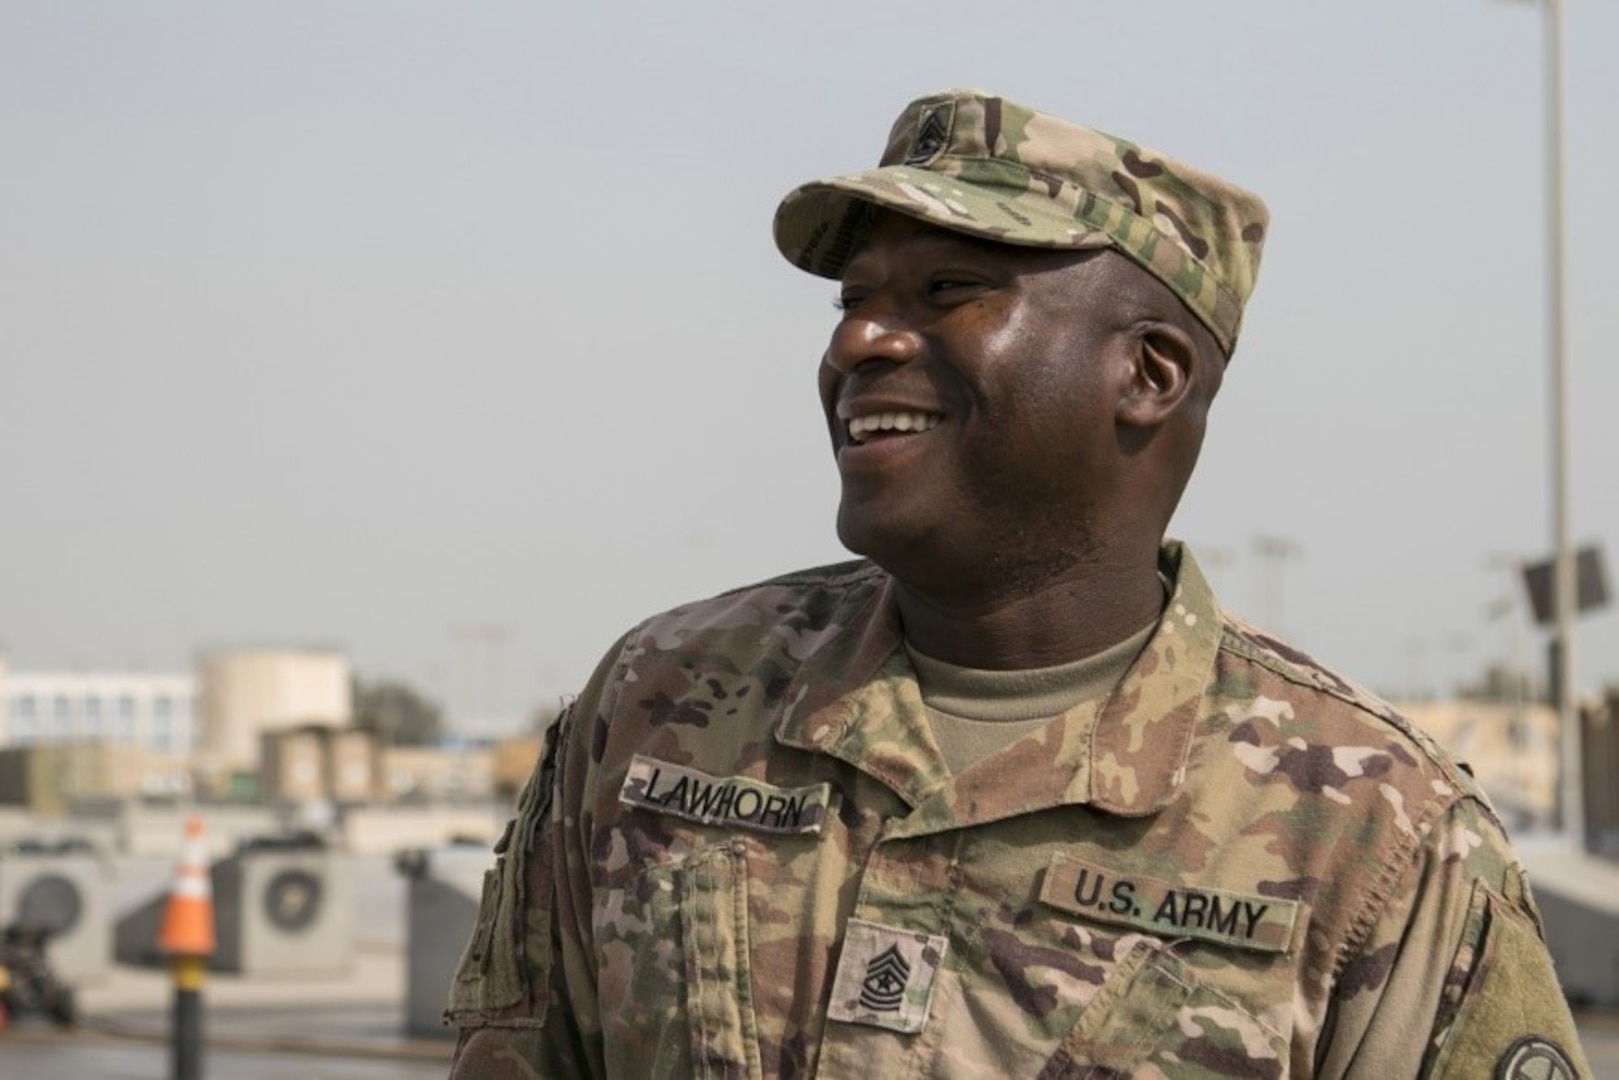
773;89;1269;356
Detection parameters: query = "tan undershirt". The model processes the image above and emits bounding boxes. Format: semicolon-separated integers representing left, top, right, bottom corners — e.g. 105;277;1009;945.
906;618;1157;775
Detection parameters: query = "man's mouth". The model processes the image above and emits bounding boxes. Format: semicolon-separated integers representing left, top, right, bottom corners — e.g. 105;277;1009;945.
845;411;943;444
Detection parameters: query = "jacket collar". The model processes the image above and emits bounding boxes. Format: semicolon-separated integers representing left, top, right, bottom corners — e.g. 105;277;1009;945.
774;542;1222;821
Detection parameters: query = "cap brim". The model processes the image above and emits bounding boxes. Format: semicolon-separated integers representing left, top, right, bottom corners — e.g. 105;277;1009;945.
773;165;1111;279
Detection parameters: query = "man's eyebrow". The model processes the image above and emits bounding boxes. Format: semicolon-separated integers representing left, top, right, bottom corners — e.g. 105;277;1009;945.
846;242;1006;279
916;233;1012;260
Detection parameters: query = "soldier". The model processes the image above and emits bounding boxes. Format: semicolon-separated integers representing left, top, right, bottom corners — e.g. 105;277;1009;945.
446;89;1590;1077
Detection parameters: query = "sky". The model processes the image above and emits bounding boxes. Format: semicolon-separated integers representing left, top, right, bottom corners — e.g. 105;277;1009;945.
3;1;1617;731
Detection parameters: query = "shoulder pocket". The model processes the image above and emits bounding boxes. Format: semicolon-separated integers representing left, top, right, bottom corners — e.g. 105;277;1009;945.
445;708;570;1027
1037;939;1286;1079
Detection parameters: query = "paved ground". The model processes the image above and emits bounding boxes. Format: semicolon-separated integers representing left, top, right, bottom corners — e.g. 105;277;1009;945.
0;853;459;1078
0;1027;450;1080
0;945;456;1079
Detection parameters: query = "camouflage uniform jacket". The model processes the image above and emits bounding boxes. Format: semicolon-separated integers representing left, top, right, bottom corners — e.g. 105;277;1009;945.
447;543;1589;1078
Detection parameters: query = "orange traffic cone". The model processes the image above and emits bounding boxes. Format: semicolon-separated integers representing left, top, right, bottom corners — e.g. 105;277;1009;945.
157;814;216;958
160;816;213;1080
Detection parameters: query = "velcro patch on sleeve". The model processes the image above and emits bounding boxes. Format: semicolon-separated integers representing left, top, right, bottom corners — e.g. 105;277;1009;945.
1426;883;1591;1078
1040;856;1300;953
618;754;832;835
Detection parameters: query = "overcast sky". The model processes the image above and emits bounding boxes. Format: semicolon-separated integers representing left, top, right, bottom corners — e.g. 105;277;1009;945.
3;1;1616;729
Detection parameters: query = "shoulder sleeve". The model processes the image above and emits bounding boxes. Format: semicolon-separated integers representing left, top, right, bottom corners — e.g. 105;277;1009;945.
446;643;618;1078
1315;795;1591;1078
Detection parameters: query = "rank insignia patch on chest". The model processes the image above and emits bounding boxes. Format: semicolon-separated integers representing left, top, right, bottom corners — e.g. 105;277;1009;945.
618;754;832;835
1039;855;1302;953
859;945;911;1011
828;919;948;1034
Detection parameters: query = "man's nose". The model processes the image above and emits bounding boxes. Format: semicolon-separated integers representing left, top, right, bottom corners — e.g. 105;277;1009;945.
823;306;923;375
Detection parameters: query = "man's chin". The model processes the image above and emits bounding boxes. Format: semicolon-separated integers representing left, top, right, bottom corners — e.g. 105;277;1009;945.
835;511;933;577
835;512;897;563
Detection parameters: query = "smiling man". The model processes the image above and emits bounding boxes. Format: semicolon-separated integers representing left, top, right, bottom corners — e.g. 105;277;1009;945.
446;90;1589;1078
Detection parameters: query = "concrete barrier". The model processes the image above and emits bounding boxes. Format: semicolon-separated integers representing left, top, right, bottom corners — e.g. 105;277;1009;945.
1519;836;1619;1006
0;848;111;985
213;844;354;976
396;845;492;1038
342;805;502;855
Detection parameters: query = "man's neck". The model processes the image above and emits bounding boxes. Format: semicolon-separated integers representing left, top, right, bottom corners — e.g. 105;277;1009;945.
891;548;1167;670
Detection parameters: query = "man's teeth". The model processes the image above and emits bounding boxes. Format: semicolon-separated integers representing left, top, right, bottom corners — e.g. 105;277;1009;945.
847;412;942;443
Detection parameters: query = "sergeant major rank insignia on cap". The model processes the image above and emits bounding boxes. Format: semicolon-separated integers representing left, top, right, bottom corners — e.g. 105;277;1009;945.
903;103;952;166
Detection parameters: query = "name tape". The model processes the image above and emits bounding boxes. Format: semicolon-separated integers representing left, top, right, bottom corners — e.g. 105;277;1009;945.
1040;856;1300;954
618;755;831;835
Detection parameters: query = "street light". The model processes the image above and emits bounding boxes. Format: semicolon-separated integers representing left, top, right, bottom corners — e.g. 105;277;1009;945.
1541;0;1578;845
1506;0;1578;841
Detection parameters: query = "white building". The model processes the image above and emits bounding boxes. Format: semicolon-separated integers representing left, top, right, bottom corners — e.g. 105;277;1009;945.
0;654;198;755
196;647;352;770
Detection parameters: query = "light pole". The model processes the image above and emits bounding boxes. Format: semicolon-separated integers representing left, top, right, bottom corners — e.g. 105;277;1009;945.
1542;0;1578;844
1512;0;1578;841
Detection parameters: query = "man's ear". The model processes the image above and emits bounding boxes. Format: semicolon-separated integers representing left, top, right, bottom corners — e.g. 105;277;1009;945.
1116;322;1195;428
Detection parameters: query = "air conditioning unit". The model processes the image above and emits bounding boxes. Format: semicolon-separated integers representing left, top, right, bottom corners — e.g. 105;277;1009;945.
0;846;111;986
396;844;492;1038
212;840;352;976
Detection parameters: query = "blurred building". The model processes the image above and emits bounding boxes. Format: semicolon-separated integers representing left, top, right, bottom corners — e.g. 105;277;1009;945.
0;654;197;756
1398;699;1558;830
380;745;494;803
374;735;545;806
490;736;542;805
261;725;381;804
1581;692;1619;856
0;741;193;814
196;648;352;772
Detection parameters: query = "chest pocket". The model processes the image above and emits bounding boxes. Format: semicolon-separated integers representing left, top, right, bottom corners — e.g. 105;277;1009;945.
1037;940;1287;1080
599;840;764;1080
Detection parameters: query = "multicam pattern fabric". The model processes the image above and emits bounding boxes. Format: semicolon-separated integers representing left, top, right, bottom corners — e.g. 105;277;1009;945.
446;544;1590;1078
772;89;1270;356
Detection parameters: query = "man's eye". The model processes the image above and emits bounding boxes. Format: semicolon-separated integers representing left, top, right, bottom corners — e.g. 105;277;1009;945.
928;278;982;300
833;291;865;312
